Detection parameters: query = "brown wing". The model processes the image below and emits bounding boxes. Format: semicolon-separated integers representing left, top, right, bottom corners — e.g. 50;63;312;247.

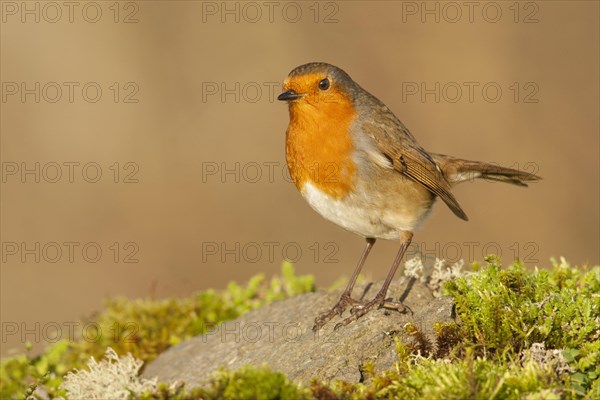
361;107;468;221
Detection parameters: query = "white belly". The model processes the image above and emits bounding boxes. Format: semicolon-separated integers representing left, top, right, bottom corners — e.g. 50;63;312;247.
301;182;426;240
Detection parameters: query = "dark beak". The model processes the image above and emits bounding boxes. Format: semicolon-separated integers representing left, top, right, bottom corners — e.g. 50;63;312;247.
277;90;305;101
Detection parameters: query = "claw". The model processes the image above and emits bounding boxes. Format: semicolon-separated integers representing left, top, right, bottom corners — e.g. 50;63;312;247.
335;295;395;328
382;299;406;312
312;294;364;331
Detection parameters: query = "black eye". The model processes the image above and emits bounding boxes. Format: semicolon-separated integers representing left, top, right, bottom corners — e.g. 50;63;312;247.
318;78;330;91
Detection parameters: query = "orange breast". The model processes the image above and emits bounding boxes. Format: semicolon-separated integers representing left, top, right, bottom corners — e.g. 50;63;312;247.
285;91;357;199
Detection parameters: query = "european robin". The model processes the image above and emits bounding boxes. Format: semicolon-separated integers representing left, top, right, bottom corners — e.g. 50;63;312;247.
277;62;541;332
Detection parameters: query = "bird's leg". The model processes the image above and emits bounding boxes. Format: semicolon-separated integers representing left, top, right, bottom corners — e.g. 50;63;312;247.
335;231;413;331
312;238;376;332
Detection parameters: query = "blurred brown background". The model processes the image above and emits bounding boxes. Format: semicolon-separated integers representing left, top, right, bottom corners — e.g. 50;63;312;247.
1;1;598;356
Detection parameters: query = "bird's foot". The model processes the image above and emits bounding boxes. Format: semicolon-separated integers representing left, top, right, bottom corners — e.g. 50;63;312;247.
334;296;407;331
312;293;364;332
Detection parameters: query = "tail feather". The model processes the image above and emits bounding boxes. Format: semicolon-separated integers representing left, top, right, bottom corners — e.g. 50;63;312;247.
431;153;542;187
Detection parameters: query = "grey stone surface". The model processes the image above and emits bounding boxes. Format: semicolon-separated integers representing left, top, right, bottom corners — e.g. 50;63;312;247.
143;277;454;387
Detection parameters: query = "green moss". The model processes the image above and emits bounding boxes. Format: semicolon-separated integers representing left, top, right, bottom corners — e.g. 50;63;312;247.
306;257;598;399
445;257;599;353
374;345;561;399
443;257;599;397
135;366;310;400
209;366;310;400
0;263;315;399
2;258;598;400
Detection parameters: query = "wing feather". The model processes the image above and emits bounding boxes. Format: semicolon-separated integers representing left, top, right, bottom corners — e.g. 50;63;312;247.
360;106;468;221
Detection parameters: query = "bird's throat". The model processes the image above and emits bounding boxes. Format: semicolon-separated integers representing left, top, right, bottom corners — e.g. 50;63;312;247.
285;98;357;199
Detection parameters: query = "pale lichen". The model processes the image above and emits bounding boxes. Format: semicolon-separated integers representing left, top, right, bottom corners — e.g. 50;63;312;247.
60;348;166;400
404;256;470;297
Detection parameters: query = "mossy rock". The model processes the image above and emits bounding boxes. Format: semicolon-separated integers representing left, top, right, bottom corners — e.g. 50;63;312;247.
143;276;453;387
1;258;598;400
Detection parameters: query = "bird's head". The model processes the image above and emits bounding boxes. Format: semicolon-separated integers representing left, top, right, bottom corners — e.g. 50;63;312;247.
277;62;357;118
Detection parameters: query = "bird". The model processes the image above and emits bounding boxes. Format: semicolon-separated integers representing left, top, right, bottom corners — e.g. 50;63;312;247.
277;62;541;332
